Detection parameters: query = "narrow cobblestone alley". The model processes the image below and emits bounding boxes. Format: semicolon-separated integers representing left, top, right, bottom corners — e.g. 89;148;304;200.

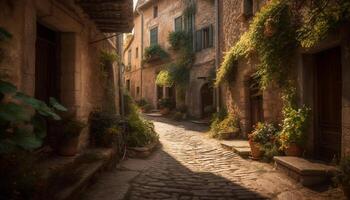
83;117;344;200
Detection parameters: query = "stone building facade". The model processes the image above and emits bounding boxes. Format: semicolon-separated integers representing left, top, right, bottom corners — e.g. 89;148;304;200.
218;0;350;161
0;0;132;151
124;0;216;118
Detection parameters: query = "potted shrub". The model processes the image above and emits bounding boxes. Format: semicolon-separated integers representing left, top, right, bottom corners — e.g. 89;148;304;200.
58;119;86;156
335;156;350;199
136;99;152;113
209;113;240;140
158;98;173;115
99;127;121;148
279;105;310;156
248;123;279;160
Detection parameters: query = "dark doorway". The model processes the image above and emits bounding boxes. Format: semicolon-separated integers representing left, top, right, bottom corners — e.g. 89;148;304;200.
166;86;176;105
249;78;263;131
157;85;163;109
35;23;60;102
200;83;214;118
314;47;342;162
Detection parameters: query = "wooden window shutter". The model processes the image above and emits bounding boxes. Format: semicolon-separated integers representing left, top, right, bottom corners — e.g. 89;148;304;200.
209;25;214;47
150;27;158;45
195;30;202;52
175;16;183;32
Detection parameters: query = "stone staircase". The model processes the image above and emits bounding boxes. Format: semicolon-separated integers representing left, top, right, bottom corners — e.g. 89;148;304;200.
220;140;251;158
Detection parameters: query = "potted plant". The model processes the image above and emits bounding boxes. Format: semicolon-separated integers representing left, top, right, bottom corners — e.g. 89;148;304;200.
335;156;350;199
158;98;173;115
58;119;86;156
249;123;279;160
279;105;310;156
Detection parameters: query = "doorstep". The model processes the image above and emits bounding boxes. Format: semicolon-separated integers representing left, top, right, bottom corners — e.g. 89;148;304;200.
274;156;338;186
220;140;251;158
38;148;117;200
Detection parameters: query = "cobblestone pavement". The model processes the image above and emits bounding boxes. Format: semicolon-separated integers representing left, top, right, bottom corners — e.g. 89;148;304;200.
84;117;345;200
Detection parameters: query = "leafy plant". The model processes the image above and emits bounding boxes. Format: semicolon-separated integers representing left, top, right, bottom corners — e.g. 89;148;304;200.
124;94;159;147
158;98;175;109
89;110;122;147
61;119;86;140
210;111;240;140
0;80;66;154
143;44;169;63
156;70;174;87
168;31;192;51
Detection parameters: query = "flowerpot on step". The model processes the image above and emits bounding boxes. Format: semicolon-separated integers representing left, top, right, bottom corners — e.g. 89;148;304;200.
249;140;263;160
284;143;303;157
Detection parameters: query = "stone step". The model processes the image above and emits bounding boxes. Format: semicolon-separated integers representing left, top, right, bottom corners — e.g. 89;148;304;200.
220;140;251;158
274;156;338;186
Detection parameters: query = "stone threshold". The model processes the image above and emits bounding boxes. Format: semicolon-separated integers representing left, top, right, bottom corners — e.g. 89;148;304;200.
38;148;117;200
220;140;251;158
274;156;339;186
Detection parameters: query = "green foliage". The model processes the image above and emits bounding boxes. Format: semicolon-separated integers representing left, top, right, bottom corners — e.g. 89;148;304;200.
158;98;175;109
124;94;159;147
156;70;174;87
210;111;240;140
297;0;350;48
143;44;169;63
168;31;192;51
279;87;311;149
89;110;122;147
172;111;183;121
0;80;66;154
61;119;85;140
249;122;281;161
334;156;350;186
0;27;12;41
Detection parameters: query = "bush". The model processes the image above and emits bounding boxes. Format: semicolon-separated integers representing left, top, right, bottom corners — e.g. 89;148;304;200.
172;111;183;121
158;98;175;109
124;94;159;147
249;122;282;161
89;111;122;147
210;111;240;140
136;99;152;112
143;44;169;63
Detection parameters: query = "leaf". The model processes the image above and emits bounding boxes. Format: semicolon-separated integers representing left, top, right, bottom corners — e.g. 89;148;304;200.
31;115;47;139
0;27;12;41
0;80;17;95
49;97;68;112
0;102;31;122
13;128;42;150
0;139;16;154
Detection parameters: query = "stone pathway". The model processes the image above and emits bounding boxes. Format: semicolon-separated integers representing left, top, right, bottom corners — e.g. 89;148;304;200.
83;117;344;200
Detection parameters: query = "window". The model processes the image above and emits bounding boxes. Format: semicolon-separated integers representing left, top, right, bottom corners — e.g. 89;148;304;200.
243;0;253;17
153;6;158;18
174;16;183;32
136;87;140;96
195;25;214;52
184;12;193;32
128;49;132;66
126;80;130;91
135;47;138;58
150;27;158;45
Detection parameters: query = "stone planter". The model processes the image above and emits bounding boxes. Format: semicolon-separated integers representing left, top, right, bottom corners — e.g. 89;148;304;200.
284;143;303;157
249;140;263;160
128;140;159;159
58;136;79;156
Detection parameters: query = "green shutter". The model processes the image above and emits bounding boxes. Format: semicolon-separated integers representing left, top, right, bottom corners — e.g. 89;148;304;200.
150;27;158;45
195;30;202;52
175;16;183;32
209;25;214;47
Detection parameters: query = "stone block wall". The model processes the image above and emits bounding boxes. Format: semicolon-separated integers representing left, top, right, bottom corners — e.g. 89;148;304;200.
0;0;121;151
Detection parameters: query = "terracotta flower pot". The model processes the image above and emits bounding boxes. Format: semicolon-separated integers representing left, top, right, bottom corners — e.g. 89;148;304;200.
249;140;263;160
284;143;303;157
342;185;350;200
160;108;170;115
59;136;79;156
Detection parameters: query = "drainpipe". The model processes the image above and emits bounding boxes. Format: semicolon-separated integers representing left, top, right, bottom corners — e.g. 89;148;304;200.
214;0;220;112
136;7;144;100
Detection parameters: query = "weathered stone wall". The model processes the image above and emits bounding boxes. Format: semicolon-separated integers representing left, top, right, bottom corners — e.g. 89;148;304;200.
0;0;121;151
218;0;282;137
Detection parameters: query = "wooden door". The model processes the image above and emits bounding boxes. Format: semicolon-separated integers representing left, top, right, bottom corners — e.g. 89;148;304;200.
35;23;60;102
201;83;213;118
315;47;342;162
249;78;263;130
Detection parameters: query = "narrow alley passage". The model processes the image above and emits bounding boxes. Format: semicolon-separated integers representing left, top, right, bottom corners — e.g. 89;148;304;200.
83;117;344;200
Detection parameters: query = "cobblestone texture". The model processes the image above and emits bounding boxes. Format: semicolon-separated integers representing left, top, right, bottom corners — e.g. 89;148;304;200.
84;117;345;200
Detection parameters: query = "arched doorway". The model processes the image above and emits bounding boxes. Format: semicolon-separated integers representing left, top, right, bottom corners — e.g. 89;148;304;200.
200;83;214;118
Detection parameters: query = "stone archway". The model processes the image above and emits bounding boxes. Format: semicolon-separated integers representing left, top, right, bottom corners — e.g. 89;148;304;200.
200;82;214;118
